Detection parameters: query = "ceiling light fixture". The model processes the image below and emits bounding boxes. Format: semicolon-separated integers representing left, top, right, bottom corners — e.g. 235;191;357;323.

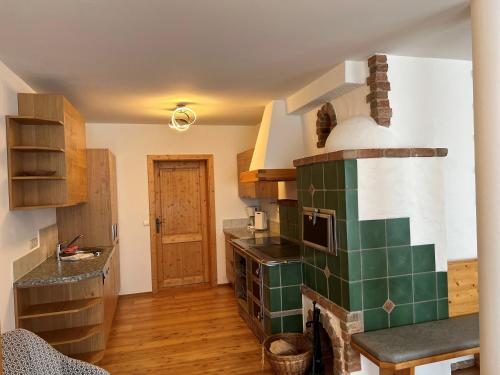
169;104;196;132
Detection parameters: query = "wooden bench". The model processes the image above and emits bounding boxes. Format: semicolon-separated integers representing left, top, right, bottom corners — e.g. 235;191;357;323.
352;259;479;375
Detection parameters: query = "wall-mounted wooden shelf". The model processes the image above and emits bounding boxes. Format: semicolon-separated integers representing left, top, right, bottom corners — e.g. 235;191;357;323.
18;298;102;320
38;324;102;346
10;146;65;152
239;168;296;183
7;115;64;126
6;93;88;210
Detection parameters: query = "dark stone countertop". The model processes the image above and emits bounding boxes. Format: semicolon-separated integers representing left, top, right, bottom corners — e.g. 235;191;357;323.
223;227;275;239
231;236;301;265
14;246;115;288
352;313;479;363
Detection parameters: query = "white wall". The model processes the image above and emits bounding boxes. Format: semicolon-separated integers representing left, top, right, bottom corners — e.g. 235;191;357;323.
301;56;477;262
86;123;258;295
0;61;56;332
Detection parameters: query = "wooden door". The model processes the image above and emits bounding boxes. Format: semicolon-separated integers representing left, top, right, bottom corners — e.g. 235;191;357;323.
154;160;210;288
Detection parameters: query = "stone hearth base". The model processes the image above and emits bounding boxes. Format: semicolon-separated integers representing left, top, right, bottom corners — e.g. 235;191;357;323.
302;286;364;374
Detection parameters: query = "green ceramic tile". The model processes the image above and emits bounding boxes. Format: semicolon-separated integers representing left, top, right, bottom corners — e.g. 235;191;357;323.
316;268;328;297
304;263;316;290
337;191;347;220
264;286;282;312
390;304;414;328
302;190;312;208
281;222;289;238
279;205;287;224
289;224;298;240
324;162;338;190
341;280;350;310
303;247;315;265
300;166;311;190
386;218;411;246
437;272;448;299
338;160;358;189
264;315;282;334
414;301;438;323
315;249;327;269
281;262;302;286
296;167;304;192
346;220;360;251
313;190;324;208
282;314;303;333
328;276;342;306
311;163;324;190
413;272;437;302
360;220;386;249
389;276;413;305
282;286;302;310
327;253;340;277
288;206;299;224
361;248;387;279
387;246;412;276
412;245;436;273
364;308;389;331
437;298;449;320
339;249;360;281
264;265;281;287
347;281;362;311
347;251;361;281
337;219;347;250
363;278;388;309
324;191;338;211
345;190;358;221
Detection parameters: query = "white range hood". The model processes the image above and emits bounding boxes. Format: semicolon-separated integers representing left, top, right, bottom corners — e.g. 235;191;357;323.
240;100;304;183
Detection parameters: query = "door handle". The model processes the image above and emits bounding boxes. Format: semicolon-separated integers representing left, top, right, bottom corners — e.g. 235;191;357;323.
156;218;162;234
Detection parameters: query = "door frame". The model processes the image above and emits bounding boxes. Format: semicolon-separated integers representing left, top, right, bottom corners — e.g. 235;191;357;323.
147;154;217;293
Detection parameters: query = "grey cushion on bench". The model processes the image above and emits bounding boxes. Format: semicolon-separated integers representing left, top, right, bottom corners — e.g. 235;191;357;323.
352;313;479;364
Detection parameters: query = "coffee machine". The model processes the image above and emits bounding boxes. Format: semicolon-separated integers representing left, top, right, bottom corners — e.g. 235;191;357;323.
246;206;257;229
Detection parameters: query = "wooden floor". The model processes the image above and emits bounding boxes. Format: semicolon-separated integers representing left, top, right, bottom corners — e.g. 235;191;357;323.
100;285;274;374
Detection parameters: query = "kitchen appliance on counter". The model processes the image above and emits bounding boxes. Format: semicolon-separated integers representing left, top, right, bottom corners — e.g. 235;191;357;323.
254;211;268;230
246;206;258;229
302;207;337;255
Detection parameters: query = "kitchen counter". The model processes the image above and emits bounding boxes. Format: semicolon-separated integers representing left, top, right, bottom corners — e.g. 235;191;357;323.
14;246;115;288
223;226;275;239
231;236;301;265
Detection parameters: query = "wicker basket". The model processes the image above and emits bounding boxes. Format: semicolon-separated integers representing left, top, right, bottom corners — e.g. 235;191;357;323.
263;333;313;375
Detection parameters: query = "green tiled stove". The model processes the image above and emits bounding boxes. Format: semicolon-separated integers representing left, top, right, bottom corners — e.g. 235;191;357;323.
295;157;449;332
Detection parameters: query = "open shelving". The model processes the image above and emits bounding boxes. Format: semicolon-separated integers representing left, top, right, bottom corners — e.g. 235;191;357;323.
5;93;88;210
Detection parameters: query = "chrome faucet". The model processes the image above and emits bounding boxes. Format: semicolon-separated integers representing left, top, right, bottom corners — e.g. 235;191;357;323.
57;234;84;262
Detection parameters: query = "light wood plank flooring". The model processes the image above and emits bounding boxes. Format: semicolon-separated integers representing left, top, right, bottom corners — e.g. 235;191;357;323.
100;285;274;374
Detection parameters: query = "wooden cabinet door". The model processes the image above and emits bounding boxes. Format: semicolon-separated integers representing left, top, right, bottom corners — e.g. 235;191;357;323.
155;161;210;288
225;234;235;285
109;151;118;243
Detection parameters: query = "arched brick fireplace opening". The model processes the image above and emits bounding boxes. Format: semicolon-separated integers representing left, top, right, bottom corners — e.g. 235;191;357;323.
303;287;363;375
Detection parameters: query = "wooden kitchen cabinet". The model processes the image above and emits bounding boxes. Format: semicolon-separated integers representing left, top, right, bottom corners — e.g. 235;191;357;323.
237;149;278;199
14;248;120;364
225;233;235;285
57;149;119;248
6;93;87;210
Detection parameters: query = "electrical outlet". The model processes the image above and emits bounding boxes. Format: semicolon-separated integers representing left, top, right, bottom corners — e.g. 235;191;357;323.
30;236;39;250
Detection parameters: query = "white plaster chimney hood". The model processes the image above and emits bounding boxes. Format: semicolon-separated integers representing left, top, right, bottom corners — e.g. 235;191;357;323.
240;100;304;183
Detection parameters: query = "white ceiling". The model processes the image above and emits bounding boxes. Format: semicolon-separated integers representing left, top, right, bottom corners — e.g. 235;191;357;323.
0;0;471;125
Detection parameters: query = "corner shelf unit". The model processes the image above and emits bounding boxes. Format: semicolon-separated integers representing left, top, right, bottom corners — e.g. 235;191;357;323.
6;93;88;210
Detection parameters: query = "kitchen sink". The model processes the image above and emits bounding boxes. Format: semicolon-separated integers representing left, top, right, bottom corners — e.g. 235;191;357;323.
59;247;103;261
